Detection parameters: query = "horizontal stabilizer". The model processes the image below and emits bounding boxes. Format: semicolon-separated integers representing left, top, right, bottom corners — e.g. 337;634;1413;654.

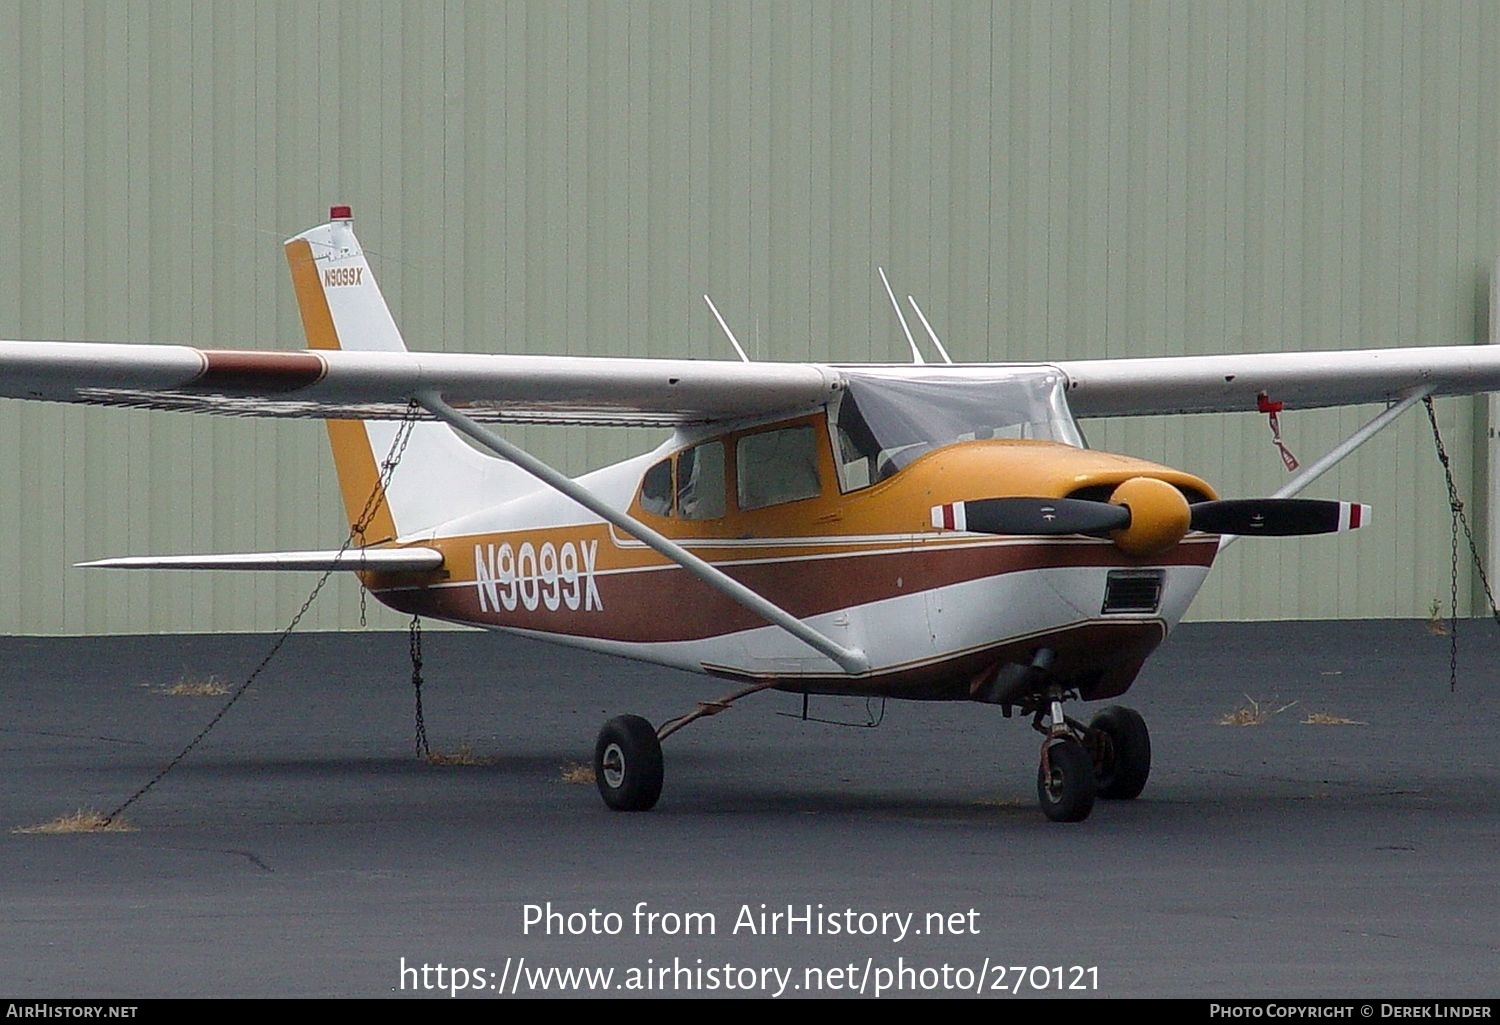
76;548;444;572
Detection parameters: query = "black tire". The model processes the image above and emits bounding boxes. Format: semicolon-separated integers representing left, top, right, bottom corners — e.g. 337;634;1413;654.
594;715;664;812
1089;705;1151;800
1035;739;1096;823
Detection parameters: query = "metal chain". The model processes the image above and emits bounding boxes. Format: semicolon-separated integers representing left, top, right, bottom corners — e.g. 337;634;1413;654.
1422;396;1500;693
355;418;418;629
1450;490;1461;694
410;613;430;759
355;523;369;627
102;400;423;826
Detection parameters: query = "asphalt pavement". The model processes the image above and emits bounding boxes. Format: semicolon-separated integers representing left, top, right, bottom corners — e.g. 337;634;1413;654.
1;621;1496;998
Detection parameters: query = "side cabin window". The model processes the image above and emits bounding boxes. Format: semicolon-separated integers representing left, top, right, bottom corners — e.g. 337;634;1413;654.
638;440;726;520
676;441;726;519
736;424;822;511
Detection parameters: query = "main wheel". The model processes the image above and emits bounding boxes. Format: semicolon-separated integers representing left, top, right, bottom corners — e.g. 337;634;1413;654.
1089;705;1151;800
594;715;664;812
1036;739;1096;823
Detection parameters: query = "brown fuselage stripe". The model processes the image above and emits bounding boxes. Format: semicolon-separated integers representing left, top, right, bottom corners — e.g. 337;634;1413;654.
374;539;1216;644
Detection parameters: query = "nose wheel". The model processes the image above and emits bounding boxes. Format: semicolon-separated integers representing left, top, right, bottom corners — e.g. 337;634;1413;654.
1029;691;1152;822
1037;738;1096;822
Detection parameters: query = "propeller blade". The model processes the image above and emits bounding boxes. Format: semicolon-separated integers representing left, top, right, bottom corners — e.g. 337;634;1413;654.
1189;499;1370;536
931;498;1131;536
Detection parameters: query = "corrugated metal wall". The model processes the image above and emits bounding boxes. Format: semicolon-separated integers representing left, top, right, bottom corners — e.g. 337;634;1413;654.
0;0;1495;634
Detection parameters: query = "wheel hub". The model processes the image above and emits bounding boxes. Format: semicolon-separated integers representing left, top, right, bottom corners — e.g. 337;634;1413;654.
1042;765;1065;801
601;743;626;788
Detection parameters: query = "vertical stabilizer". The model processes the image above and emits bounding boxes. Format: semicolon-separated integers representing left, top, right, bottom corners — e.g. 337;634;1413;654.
284;206;530;539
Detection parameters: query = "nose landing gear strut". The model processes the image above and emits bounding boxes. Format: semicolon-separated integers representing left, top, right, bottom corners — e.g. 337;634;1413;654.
1034;689;1097;823
1028;683;1153;824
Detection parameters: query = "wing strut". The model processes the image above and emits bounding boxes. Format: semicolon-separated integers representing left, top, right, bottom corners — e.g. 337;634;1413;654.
1219;385;1433;551
416;392;871;676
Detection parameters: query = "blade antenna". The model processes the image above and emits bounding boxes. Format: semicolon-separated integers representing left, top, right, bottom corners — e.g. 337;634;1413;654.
907;294;953;364
878;267;924;365
703;294;751;362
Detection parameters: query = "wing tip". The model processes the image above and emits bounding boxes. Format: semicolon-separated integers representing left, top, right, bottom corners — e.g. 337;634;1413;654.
74;548;445;572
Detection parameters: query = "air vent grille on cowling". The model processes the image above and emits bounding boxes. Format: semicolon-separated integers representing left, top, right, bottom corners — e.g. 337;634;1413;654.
1101;570;1164;615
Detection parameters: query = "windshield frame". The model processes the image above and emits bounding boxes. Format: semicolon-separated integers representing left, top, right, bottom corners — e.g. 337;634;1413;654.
828;366;1085;492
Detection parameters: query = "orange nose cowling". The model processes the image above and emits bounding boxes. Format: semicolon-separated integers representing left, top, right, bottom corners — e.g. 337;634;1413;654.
1108;477;1191;557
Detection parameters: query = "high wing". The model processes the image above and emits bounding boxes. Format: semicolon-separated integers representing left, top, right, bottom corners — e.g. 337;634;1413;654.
1053;347;1500;418
0;341;841;426
0;340;1496;424
0;211;1491;425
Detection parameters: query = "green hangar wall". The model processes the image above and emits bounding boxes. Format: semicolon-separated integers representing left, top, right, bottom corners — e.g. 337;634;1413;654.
0;1;1495;634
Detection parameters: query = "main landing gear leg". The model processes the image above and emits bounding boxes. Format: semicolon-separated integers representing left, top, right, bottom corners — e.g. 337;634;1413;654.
594;681;782;812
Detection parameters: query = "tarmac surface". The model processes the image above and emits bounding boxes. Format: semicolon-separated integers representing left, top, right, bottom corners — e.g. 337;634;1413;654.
1;621;1497;999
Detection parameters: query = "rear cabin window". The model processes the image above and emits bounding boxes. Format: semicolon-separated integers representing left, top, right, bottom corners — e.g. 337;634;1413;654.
639;441;725;520
736;425;822;511
640;459;673;515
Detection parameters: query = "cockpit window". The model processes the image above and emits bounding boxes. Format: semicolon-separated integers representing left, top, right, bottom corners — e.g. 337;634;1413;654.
676;441;725;520
830;369;1085;490
737;425;822;511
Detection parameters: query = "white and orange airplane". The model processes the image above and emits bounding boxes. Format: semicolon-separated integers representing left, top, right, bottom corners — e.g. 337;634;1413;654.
2;207;1497;822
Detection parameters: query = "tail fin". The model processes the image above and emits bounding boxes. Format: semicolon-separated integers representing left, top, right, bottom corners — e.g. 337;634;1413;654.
285;207;527;539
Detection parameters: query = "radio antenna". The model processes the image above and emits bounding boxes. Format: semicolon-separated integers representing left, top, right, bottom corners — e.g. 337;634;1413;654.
702;294;750;362
907;295;953;364
878;267;923;365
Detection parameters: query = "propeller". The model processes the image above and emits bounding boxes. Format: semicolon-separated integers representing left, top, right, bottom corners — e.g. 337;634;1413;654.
931;497;1130;537
1187;498;1368;536
931;479;1370;557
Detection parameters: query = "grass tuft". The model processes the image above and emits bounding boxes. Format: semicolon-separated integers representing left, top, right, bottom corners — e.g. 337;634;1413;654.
14;809;135;834
1218;694;1297;727
426;743;496;767
1427;598;1450;636
973;796;1026;809
559;762;596;785
159;677;229;697
1301;712;1367;726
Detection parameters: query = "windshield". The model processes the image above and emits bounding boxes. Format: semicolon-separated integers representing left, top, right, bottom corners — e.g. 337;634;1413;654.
830;368;1084;489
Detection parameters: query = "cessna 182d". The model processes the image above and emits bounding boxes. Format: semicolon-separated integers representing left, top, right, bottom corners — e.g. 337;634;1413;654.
3;207;1497;822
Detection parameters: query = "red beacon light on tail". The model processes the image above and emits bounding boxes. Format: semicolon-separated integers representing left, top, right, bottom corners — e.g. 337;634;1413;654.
329;204;353;221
